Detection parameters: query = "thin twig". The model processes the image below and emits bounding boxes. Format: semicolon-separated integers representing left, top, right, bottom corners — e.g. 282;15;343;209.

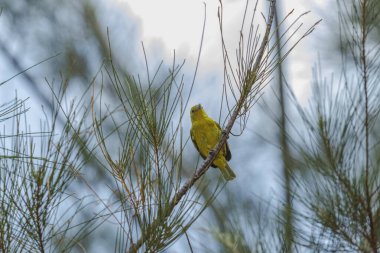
126;1;277;252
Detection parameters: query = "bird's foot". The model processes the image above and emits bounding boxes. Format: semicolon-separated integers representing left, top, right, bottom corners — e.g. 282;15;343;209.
222;130;229;139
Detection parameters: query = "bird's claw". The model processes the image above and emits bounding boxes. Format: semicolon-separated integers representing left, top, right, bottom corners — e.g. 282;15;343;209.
222;130;229;139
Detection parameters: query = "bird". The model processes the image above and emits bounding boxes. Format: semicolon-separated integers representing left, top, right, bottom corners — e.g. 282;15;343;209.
190;104;236;181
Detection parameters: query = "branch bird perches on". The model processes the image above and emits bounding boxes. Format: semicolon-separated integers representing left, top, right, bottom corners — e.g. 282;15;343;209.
126;1;277;252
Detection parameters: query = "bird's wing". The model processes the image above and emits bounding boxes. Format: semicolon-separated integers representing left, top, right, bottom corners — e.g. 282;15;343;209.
215;121;232;161
190;127;206;160
225;142;232;161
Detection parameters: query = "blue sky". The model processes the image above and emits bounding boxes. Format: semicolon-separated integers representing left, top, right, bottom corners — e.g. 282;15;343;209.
0;1;334;251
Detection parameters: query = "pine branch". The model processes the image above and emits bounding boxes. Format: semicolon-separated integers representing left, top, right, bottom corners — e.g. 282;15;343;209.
126;1;277;252
360;0;376;252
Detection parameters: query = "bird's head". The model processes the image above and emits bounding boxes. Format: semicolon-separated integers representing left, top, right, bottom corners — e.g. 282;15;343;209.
190;104;208;122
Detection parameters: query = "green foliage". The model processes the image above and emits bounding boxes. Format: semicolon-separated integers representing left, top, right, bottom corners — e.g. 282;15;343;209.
4;0;365;252
90;51;225;252
288;1;380;252
0;87;94;252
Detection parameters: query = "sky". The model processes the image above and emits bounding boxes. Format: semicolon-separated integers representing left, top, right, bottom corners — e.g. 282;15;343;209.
0;1;335;252
123;0;326;103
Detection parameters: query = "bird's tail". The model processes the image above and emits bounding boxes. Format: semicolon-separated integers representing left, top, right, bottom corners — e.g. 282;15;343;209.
219;163;236;181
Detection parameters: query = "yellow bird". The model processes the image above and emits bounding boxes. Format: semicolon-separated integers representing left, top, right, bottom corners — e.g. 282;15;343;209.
190;104;236;181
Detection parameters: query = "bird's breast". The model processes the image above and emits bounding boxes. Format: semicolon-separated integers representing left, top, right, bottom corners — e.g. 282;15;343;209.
192;121;219;146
